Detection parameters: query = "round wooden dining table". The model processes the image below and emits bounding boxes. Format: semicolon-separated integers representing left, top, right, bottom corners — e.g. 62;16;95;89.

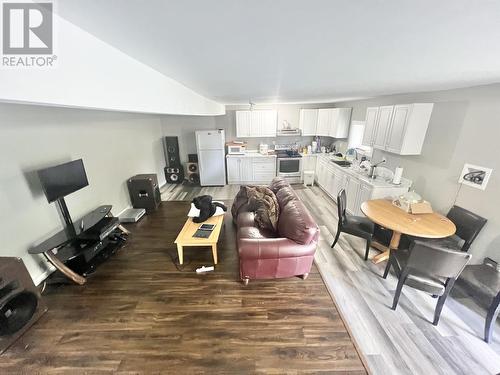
361;199;456;264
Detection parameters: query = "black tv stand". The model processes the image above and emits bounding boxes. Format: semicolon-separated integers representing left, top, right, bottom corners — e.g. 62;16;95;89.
29;205;130;285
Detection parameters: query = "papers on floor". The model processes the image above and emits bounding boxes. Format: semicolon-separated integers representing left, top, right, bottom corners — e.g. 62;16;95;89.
187;201;225;218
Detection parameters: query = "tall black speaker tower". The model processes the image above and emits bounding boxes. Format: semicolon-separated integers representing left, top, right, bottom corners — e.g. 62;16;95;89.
163;137;181;168
163;136;184;184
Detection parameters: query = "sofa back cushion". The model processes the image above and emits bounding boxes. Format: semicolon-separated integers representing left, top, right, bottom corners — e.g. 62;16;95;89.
269;177;289;194
278;198;318;245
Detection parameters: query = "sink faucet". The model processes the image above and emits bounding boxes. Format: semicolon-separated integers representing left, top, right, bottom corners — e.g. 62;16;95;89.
368;158;386;178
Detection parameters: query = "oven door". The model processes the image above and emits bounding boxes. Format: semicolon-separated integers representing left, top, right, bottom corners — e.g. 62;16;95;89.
277;158;302;176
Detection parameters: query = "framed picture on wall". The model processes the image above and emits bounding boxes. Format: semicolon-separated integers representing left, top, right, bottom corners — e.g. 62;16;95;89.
458;163;493;190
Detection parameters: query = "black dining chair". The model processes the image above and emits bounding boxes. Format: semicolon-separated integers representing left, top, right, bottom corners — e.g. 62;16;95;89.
383;239;471;325
420;205;487;252
331;189;374;260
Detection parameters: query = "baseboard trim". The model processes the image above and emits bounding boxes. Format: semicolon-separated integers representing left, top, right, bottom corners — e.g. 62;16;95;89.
33;266;55;286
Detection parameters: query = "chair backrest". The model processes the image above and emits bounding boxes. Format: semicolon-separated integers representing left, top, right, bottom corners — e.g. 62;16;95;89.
406;240;471;279
337;189;347;226
447;205;487;252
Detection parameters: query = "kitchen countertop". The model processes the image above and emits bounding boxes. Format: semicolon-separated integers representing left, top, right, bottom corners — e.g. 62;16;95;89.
226;151;276;158
317;153;412;189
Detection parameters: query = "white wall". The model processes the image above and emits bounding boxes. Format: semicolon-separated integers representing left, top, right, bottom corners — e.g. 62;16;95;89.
0;3;224;116
0;103;165;284
337;83;500;264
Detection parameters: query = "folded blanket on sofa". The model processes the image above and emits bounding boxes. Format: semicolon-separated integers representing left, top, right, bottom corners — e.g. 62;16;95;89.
231;185;280;232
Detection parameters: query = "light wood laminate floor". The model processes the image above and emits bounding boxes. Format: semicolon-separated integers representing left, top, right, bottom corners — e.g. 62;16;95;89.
162;182;500;375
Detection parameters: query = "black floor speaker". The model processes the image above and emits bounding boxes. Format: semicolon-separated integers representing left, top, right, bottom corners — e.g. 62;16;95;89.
127;174;161;212
165;166;184;184
164;137;181;167
0;257;47;354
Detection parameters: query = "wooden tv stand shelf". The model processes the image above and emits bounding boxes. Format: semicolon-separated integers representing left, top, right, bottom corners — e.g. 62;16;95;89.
29;205;130;285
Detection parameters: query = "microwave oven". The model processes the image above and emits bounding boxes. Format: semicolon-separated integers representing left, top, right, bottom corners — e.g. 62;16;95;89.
227;144;246;154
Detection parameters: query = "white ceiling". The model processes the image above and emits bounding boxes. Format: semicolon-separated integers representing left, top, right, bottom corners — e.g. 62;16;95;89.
55;0;500;104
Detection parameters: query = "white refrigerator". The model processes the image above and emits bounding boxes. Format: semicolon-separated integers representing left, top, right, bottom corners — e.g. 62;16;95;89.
195;129;226;186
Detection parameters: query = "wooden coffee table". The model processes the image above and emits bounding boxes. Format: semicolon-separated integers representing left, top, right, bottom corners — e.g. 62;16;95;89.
174;214;224;265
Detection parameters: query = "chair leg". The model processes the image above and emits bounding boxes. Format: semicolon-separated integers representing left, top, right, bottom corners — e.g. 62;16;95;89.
392;272;407;310
433;279;455;326
383;258;391;279
331;229;341;249
364;239;371;261
485;292;500;343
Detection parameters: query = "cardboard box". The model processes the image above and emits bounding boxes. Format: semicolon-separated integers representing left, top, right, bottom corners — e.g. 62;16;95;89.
410;201;433;214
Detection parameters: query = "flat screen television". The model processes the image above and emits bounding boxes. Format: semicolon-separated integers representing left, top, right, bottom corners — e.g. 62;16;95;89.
38;159;89;203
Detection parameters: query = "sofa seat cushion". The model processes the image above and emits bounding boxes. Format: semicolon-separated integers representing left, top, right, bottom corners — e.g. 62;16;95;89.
238;226;277;240
238;237;316;259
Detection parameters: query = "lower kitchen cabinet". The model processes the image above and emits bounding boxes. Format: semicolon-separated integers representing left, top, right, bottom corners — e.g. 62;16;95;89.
226;156;276;184
314;155;409;216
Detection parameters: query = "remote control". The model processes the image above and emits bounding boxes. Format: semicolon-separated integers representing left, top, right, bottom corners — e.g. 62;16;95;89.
196;266;214;273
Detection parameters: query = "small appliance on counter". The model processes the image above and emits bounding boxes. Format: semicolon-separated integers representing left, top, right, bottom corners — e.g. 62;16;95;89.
226;141;246;155
259;143;269;155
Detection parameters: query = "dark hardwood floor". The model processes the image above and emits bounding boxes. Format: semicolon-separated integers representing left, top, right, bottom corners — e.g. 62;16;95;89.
1;201;366;374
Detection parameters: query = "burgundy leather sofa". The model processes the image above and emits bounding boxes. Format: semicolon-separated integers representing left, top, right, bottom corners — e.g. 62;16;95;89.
236;178;320;285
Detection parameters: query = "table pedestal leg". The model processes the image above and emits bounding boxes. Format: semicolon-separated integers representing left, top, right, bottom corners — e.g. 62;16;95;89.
372;231;401;264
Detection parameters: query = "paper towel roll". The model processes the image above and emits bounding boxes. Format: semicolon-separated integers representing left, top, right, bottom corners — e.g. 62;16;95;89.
393;167;403;185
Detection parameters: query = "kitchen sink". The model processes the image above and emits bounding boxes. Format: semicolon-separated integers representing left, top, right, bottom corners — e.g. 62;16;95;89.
331;160;352;167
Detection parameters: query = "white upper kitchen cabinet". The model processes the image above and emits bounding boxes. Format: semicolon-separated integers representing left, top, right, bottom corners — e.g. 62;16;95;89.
385;103;434;155
362;103;434;155
299;109;319;136
362;107;379;147
235;110;277;138
317;109;332;136
329;108;352;138
316;108;352;138
236;111;252;137
373;106;394;150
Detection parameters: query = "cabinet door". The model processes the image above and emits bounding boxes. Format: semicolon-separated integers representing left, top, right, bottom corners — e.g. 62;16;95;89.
329;108;351;138
236;111;251;137
299;109;319;136
317;109;333;136
226;158;241;183
362;107;379;146
325;168;336;198
386;105;410;153
241;158;253;181
356;183;373;216
345;177;361;215
250;111;262;136
373;106;394;150
260;110;277;137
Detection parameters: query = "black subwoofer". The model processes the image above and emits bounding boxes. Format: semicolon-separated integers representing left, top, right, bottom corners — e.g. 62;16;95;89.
0;257;47;354
127;174;161;212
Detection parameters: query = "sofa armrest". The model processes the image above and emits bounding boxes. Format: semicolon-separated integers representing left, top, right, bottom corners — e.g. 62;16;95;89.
238;237;317;260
